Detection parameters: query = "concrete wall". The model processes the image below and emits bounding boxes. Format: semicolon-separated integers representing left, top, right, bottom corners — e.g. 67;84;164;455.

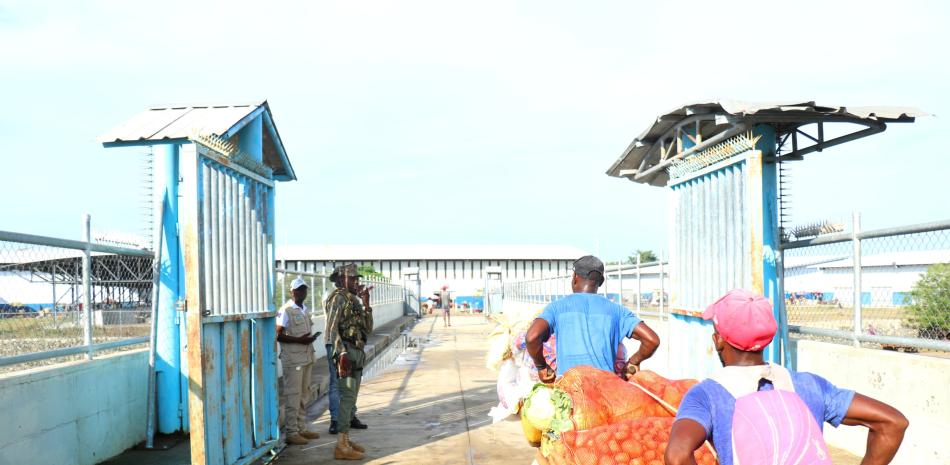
791;339;950;464
0;350;148;465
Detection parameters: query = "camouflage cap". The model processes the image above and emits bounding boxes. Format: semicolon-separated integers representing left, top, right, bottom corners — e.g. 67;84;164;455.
329;263;362;281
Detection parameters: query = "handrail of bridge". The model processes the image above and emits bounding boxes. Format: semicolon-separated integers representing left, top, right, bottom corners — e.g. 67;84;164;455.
781;219;950;250
1;227;154;370
274;267;405;313
0;230;153;257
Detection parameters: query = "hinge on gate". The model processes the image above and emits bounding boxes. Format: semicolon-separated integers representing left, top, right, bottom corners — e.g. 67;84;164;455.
175;300;186;324
177;403;184;418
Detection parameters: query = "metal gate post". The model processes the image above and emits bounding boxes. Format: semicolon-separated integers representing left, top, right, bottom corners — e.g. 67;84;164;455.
852;211;863;346
81;214;93;360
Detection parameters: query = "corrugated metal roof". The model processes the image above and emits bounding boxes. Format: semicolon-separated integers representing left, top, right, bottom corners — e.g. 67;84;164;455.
276;244;591;261
607;100;928;186
98;103;260;143
98;101;296;181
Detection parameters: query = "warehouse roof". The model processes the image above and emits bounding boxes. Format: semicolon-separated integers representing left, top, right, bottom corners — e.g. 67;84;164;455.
817;250;950;269
276;244;590;261
607;100;927;187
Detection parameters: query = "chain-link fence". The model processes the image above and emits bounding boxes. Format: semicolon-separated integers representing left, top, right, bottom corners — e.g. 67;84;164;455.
0;226;153;374
783;215;950;353
274;268;405;315
503;260;671;319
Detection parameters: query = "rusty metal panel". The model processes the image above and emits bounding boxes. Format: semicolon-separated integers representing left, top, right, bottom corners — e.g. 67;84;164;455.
185;143;279;465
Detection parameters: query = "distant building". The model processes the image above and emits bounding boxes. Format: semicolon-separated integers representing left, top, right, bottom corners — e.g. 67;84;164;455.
784;250;950;306
275;244;588;301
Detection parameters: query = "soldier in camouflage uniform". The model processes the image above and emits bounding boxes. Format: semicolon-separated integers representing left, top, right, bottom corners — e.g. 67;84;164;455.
324;264;374;460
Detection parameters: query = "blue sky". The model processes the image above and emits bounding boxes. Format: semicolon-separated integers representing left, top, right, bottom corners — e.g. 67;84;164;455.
1;0;948;260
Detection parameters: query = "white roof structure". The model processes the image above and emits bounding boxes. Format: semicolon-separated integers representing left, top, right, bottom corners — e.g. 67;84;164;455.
817;250;950;269
276;244;590;261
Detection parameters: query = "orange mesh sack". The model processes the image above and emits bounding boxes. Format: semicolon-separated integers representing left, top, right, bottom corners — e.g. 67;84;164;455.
628;370;699;409
555;366;677;429
545;417;718;465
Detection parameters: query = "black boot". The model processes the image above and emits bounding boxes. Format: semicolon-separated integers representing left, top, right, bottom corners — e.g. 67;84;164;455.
350;417;368;430
328;420;339;435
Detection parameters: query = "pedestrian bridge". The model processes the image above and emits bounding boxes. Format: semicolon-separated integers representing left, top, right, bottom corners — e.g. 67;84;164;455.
2;298;948;465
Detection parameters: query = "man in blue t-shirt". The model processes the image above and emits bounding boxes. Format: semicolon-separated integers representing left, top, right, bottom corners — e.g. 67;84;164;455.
666;289;909;465
526;255;660;383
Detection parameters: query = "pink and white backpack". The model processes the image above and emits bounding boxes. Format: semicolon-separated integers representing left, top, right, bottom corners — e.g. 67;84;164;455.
710;364;832;465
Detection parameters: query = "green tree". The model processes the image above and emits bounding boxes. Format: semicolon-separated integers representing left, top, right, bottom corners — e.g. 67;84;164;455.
357;265;388;282
626;249;658;264
908;263;950;339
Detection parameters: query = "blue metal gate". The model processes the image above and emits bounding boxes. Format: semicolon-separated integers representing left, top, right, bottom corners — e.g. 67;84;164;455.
181;143;279;465
665;129;781;379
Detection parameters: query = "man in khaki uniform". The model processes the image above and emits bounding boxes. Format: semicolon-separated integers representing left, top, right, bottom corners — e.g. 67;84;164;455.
325;264;374;460
277;277;321;445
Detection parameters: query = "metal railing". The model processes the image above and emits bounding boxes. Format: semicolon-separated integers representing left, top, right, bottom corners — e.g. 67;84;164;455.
782;214;950;352
503;259;671;319
274;268;405;315
0;218;154;372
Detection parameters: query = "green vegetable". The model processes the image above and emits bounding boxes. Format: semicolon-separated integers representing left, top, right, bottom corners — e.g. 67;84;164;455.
522;383;573;433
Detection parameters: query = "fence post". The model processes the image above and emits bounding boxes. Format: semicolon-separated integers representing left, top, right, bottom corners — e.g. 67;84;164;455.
659;251;665;318
82;214;94;360
852;211;863;346
310;275;315;311
636;255;642;315
618;259;624;307
322;265;328;303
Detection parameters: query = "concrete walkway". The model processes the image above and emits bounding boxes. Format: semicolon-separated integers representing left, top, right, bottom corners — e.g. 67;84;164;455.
275;314;538;465
102;314;862;465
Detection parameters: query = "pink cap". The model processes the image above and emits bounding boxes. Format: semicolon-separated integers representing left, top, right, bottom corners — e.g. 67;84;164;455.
703;289;777;351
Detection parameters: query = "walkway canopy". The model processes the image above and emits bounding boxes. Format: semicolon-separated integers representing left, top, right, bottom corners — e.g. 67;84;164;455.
606;101;927;187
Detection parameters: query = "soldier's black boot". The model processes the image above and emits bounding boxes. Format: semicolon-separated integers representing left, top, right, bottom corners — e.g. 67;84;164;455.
350;417;368;430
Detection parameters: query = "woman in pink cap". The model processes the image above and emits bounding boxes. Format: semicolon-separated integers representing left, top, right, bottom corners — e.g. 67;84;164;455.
666;289;908;465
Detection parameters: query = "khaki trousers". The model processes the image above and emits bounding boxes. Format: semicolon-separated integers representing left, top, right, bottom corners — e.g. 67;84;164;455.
280;362;313;435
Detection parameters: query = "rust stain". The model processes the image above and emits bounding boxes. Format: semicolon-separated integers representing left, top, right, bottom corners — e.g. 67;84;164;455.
746;150;765;294
240;331;250;369
225;332;235;381
670;307;703;318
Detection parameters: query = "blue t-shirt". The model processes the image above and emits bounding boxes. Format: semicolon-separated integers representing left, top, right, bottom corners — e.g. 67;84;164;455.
675;369;855;465
539;293;642;376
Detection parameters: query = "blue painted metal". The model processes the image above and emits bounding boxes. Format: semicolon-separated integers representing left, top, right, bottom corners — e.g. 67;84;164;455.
668;157;751;379
754;124;785;365
155;143;184;434
261;110;296;182
669;157;751;312
181;144;282;465
223;106;267;143
235;115;263;164
663;126;792;376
